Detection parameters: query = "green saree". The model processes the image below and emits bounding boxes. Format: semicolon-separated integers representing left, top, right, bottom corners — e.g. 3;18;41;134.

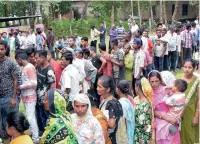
177;74;199;144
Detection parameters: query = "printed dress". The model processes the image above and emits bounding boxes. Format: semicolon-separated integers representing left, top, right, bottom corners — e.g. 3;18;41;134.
134;100;152;144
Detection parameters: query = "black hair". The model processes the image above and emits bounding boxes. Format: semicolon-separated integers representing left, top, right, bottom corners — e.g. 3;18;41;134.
15;51;28;60
86;93;98;107
111;39;118;46
0;40;7;49
26;47;35;56
98;76;114;94
38;50;47;58
186;24;191;30
48;28;52;31
174;79;188;93
61;51;73;64
148;71;162;82
135;78;143;92
36;28;42;34
157;23;162;28
156;29;162;32
6;112;30;133
117;80;129;94
183;59;196;69
162;28;167;32
9;33;13;37
91;25;95;30
99;43;106;51
69;37;76;42
58;37;62;39
81;37;88;42
14;32;18;36
191;22;196;27
82;48;90;57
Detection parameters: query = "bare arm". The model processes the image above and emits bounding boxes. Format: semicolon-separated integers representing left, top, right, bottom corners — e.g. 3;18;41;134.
108;118;116;128
99;56;106;73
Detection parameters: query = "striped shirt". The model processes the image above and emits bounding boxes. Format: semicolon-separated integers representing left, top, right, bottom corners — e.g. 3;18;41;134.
182;30;193;49
116;26;125;39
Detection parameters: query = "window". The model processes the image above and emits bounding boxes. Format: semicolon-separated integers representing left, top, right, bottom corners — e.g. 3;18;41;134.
152;6;156;16
172;4;175;15
182;4;188;16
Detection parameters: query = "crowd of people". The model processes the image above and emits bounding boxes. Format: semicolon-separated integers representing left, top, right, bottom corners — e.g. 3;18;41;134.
0;18;199;144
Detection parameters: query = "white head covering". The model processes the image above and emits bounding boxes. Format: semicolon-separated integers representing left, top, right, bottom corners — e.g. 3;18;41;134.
160;71;176;87
73;93;92;116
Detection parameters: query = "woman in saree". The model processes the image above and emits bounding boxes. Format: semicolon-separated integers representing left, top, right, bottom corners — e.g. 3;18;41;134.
116;80;135;144
134;77;153;144
176;59;199;144
148;70;180;144
41;89;78;144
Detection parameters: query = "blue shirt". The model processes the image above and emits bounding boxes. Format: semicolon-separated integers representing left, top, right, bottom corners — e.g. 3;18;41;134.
99;26;106;39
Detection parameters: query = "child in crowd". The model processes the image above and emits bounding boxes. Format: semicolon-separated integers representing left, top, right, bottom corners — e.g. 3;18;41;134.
156;79;187;141
6;112;33;144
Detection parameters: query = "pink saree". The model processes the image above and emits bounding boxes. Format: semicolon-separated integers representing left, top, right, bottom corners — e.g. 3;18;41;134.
153;85;180;144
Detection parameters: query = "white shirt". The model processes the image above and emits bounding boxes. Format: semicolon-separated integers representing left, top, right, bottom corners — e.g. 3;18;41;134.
161;34;169;55
31;33;36;45
131;24;139;33
167;32;177;52
134;50;145;78
73;58;86;82
18;35;25;49
24;35;35;49
141;36;148;50
59;64;80;101
177;35;182;53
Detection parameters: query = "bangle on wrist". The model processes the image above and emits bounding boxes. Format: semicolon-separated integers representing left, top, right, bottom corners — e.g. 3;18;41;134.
159;114;162;119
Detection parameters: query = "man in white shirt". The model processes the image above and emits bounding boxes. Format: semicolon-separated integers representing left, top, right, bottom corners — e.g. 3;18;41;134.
24;30;35;49
162;28;169;71
141;30;149;50
167;26;178;72
60;52;80;112
18;31;25;49
131;20;139;34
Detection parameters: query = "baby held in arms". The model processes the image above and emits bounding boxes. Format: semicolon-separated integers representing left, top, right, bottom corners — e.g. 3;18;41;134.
158;79;187;139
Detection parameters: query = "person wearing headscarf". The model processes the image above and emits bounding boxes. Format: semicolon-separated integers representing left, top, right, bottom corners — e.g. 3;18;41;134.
41;89;78;144
116;80;135;144
72;93;105;144
134;77;154;144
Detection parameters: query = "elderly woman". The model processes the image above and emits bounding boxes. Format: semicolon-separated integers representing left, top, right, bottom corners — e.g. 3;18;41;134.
71;93;105;144
148;70;180;144
176;59;199;144
41;89;78;144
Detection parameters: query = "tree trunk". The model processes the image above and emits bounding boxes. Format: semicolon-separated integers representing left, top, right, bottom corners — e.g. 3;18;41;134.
159;0;163;23
137;0;141;27
150;0;154;23
163;1;167;26
110;1;115;26
172;1;179;23
81;1;88;19
3;3;9;26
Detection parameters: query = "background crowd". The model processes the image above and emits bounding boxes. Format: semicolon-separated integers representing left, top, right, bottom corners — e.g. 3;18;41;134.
0;16;199;144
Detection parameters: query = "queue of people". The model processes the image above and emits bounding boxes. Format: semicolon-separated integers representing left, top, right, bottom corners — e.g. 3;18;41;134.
0;19;199;144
